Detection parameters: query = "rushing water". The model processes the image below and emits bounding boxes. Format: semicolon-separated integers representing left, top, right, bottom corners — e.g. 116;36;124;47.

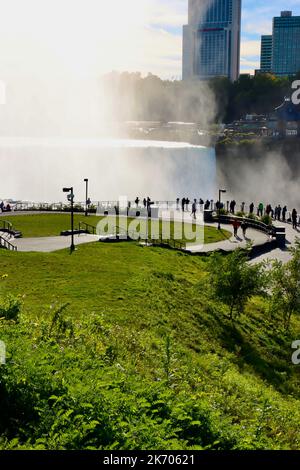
0;137;216;202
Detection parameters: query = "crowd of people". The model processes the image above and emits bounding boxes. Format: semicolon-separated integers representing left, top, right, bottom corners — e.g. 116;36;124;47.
132;196;299;229
216;199;298;232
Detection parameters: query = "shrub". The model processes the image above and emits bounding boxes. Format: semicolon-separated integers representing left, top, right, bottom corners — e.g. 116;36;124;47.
269;239;300;328
208;249;267;320
261;214;272;226
0;295;21;322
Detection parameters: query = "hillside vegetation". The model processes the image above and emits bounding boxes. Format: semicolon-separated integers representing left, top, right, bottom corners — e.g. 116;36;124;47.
0;242;300;450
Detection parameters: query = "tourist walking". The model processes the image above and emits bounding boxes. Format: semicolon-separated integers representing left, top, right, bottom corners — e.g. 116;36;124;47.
292;209;298;230
241;220;248;238
232;219;240;238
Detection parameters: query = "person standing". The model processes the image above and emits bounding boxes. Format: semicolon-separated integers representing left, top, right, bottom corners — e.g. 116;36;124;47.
191;199;197;219
277;204;282;221
249;202;254;215
185;198;190;212
230;200;236;214
292;209;298;230
282;205;287;222
258;202;264;217
181;198;186;212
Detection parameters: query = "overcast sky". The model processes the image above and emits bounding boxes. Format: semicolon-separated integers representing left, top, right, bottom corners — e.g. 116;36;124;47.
0;0;299;81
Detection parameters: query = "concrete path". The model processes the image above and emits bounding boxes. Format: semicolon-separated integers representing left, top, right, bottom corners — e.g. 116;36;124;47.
2;210;295;259
186;222;270;254
11;234;99;253
250;221;300;264
159;210;270;254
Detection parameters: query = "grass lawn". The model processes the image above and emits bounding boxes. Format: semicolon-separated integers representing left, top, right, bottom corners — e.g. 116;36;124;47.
0;242;300;450
0;213;231;244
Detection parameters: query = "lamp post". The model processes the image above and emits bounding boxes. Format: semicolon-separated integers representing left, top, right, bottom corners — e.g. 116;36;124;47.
63;187;75;253
84;178;89;217
218;189;227;230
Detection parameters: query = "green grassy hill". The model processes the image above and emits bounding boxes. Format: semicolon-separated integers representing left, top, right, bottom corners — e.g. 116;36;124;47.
1;213;230;244
0;240;300;450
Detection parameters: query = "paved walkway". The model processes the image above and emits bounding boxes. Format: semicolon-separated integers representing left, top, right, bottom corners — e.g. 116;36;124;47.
159;209;270;254
2;210;297;259
186;223;269;254
250;221;300;264
10;234;99;253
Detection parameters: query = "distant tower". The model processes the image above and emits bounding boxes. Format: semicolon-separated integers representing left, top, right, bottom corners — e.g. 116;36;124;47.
183;0;242;81
260;35;273;73
272;11;300;77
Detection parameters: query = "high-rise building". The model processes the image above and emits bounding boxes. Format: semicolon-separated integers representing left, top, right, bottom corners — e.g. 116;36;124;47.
272;11;300;77
260;35;273;73
183;0;242;81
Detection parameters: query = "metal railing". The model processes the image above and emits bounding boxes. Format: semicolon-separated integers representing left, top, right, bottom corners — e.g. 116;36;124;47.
0;220;13;232
98;224;186;250
217;214;278;239
78;221;97;235
0;235;17;251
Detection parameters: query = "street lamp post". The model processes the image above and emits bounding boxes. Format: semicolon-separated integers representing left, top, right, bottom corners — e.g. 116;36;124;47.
63;187;75;253
84;178;89;217
218;189;227;230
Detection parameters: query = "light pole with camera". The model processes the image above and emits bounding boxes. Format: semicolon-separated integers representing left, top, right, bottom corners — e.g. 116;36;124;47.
63;187;75;253
84;178;89;217
218;189;227;230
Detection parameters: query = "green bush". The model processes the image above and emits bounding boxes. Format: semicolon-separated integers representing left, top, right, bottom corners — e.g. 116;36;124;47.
0;295;21;321
261;214;272;226
207;249;267;320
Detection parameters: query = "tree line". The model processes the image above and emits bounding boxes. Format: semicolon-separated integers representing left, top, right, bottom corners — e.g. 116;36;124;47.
101;71;300;125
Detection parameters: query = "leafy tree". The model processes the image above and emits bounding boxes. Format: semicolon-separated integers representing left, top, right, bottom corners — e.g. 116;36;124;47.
269;239;300;329
100;71;295;126
208;249;267;321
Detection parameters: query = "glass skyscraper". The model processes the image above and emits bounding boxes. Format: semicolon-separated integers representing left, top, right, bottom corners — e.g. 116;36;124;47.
183;0;242;81
272;11;300;77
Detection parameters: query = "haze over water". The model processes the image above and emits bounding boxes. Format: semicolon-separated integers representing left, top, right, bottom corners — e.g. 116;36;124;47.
0;137;216;203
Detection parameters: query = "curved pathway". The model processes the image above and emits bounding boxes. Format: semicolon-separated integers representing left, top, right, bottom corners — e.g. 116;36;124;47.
250;221;300;264
0;210;288;256
10;234;99;253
